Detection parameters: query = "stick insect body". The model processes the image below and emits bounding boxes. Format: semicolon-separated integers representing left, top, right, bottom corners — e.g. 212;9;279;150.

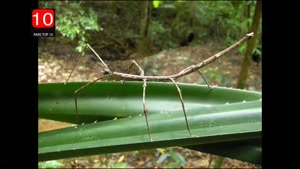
66;32;254;141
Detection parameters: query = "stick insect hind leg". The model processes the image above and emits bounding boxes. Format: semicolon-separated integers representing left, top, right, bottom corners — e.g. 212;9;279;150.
179;65;213;90
196;69;213;90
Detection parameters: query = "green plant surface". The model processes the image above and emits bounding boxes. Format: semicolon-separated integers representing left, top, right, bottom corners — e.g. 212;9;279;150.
38;81;261;163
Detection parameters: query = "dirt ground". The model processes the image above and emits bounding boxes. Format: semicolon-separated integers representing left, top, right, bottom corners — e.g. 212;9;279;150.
38;39;262;168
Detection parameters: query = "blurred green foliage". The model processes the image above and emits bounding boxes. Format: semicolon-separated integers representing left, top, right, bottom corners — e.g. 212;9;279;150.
156;148;187;168
148;1;262;51
39;1;100;52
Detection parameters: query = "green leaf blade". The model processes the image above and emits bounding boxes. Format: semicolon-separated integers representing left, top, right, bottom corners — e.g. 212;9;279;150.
38;82;261;164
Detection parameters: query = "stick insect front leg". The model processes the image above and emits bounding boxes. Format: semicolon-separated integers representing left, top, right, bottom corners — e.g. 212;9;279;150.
66;43;113;125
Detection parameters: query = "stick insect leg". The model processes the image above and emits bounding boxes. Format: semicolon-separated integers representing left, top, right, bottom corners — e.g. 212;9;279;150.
120;62;135;84
178;65;213;90
128;61;153;141
122;61;153;141
74;76;107;125
121;60;144;84
197;70;213;90
118;60;152;141
169;78;192;137
142;78;152;141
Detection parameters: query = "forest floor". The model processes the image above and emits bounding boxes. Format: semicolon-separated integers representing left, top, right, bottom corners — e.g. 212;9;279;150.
38;39;262;168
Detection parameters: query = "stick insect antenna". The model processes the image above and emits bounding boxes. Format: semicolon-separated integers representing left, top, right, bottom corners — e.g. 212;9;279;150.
86;44;111;74
65;45;89;84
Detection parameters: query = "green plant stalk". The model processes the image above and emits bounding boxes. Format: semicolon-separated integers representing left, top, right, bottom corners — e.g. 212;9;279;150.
236;0;262;89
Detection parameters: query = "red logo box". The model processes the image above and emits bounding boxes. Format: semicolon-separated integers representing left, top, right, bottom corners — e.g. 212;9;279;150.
32;9;55;28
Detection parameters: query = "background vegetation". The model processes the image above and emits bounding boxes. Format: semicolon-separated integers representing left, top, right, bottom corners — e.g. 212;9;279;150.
38;1;262;168
39;1;261;61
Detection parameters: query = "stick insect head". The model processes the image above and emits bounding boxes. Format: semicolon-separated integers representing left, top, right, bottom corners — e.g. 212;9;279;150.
102;68;112;75
93;62;112;76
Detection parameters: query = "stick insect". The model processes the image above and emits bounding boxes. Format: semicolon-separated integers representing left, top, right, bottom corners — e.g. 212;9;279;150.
65;32;254;141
